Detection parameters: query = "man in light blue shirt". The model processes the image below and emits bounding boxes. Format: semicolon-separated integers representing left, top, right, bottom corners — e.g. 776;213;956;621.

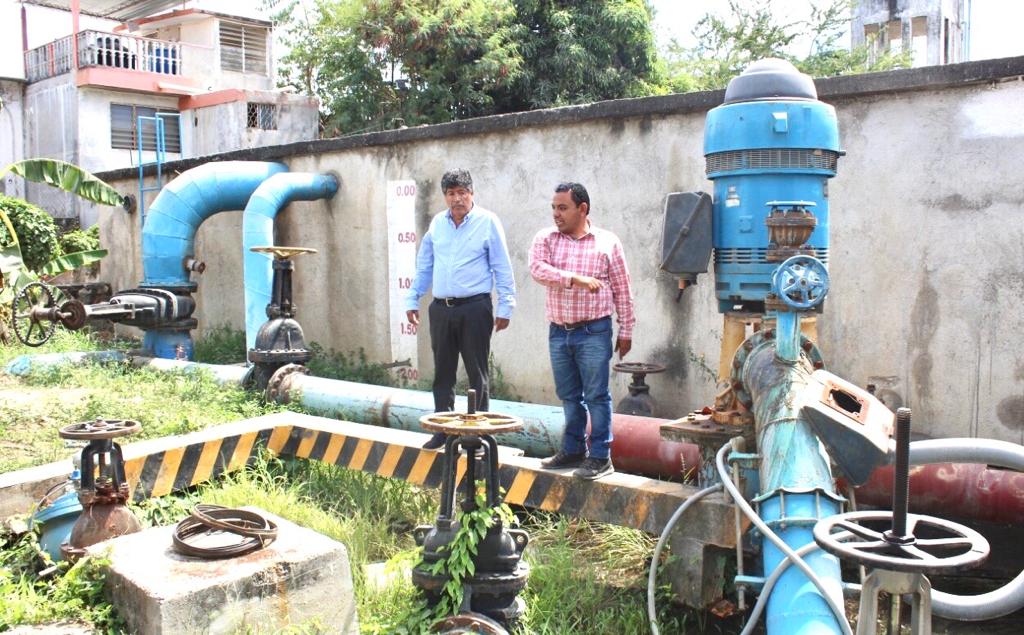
405;169;517;449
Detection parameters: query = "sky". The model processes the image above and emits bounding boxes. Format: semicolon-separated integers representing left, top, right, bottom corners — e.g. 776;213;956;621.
2;0;1023;79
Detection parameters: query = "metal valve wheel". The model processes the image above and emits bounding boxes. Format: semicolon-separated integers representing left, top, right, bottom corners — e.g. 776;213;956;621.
59;418;142;440
771;255;829;310
432;611;509;635
813;510;989;575
250;245;318;260
420;411;523;435
612;362;666;375
12;281;60;347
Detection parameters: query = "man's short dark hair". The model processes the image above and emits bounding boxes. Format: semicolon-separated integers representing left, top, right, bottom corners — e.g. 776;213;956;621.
441;169;473;193
555;182;590;210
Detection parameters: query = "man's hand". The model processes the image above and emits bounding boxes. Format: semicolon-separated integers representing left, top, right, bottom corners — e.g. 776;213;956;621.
571;275;603;292
615;337;632;359
494;317;510;332
406;310;419;326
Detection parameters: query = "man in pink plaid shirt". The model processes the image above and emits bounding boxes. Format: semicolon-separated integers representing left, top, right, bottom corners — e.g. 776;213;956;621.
529;182;636;480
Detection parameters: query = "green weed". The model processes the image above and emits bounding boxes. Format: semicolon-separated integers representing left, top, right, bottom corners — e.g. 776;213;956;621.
192;323;248;365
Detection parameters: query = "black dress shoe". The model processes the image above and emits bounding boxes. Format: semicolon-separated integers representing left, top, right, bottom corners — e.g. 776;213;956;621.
422;432;447;450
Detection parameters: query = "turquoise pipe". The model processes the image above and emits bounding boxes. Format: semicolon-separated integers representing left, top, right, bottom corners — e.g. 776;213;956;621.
741;339;845;635
4;351;127;376
3;351;247;387
284;373;563;456
243;173;339;352
140;161;288;288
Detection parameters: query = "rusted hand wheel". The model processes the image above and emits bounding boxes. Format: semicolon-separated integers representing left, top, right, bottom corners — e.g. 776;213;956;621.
432;612;509;635
12;281;59;347
59;418;142;440
419;411;523;435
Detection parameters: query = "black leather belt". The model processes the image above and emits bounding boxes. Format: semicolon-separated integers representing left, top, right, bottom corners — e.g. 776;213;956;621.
554;316;609;330
435;293;489;307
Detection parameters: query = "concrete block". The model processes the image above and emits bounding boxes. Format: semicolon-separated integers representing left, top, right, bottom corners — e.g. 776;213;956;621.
89;507;358;634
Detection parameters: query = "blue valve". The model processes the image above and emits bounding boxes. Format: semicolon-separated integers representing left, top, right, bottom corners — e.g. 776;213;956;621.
771;255;829;310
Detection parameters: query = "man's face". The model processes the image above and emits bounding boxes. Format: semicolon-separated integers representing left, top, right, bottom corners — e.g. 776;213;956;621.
444;186;474;217
551;190;587;235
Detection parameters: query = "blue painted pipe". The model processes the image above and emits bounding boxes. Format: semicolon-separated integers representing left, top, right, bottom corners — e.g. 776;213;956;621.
243;173;339;352
287;374;563;456
3;351;249;387
138;161;288;358
741;338;845;635
141;161;288;288
4;351;128;376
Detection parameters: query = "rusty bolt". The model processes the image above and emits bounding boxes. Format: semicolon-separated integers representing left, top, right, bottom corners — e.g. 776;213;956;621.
813;360;824;369
802;340;813;351
743;340;754;351
764;329;775;339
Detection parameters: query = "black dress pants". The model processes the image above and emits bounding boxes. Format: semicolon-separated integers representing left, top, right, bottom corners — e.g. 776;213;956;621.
428;295;492;413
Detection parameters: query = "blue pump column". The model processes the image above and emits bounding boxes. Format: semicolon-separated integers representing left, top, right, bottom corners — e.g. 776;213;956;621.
139;161;288;359
242;173;339;353
741;340;845;634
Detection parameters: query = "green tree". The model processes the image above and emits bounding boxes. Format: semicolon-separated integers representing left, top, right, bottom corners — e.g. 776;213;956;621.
494;0;664;111
269;0;664;135
664;0;910;92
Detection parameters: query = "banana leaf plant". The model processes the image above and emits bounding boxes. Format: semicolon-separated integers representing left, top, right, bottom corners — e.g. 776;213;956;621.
0;159;122;306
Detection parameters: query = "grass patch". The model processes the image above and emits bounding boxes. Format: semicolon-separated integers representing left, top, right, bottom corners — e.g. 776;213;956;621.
192;324;248;365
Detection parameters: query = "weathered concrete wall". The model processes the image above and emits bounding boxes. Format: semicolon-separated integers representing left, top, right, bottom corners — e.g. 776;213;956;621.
23;74;78;221
187;91;319;157
0;78;26;199
94;58;1024;445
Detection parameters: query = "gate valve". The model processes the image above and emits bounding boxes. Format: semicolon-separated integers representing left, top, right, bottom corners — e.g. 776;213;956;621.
770;255;829;310
613;362;666;417
57;418;143;560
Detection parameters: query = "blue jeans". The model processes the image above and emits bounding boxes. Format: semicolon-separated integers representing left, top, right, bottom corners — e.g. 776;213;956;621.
548;316;614;460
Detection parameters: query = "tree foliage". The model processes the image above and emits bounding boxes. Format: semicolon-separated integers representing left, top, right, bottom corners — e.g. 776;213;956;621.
270;0;912;134
664;0;911;92
270;0;662;135
0;195;62;273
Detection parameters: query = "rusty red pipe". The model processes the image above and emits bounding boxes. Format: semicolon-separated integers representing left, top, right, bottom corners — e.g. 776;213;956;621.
850;462;1024;525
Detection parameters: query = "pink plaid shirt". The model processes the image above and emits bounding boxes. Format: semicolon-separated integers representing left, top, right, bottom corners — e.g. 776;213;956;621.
529;223;636;340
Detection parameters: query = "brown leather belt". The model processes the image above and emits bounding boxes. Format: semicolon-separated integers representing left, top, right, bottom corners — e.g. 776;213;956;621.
554;316;609;330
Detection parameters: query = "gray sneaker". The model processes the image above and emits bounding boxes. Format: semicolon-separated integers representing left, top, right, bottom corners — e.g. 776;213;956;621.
574;457;613;480
541;451;586;469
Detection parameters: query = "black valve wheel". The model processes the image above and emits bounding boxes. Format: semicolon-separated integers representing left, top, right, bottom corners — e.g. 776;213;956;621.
613;362;666;375
59;418;142;440
12;281;60;347
813;510;989;575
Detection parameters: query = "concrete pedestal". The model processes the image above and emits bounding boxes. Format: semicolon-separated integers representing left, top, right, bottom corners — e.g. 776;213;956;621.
88;507;358;634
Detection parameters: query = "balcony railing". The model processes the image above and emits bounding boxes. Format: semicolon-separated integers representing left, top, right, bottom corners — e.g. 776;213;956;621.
25;30;186;83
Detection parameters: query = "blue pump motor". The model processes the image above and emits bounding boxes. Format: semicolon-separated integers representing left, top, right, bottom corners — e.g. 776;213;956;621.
703;59;842;313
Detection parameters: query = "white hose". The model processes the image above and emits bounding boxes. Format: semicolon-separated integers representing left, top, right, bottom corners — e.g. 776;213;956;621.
739;532;856;635
715;442;854;635
908;438;1024;620
647;483;723;635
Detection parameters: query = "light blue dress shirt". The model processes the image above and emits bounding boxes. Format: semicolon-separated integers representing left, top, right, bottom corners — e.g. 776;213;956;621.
404;205;517;319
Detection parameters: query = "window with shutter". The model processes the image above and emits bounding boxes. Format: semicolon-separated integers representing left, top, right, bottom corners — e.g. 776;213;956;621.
219;21;268;75
110;104;182;153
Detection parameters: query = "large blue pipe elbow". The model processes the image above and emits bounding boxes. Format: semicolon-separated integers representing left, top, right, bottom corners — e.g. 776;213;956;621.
242;173;339;352
141;161;288;287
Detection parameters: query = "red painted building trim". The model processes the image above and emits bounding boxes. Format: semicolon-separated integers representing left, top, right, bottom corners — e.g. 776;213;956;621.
75;67;199;95
178;89;247;111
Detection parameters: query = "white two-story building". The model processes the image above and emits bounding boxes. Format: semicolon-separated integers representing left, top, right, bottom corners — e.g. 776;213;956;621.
2;0;318;227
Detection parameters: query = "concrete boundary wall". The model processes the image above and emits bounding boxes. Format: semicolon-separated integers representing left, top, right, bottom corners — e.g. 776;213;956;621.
94;57;1024;444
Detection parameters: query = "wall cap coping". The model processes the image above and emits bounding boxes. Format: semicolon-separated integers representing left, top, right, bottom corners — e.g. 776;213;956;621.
97;55;1024;182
